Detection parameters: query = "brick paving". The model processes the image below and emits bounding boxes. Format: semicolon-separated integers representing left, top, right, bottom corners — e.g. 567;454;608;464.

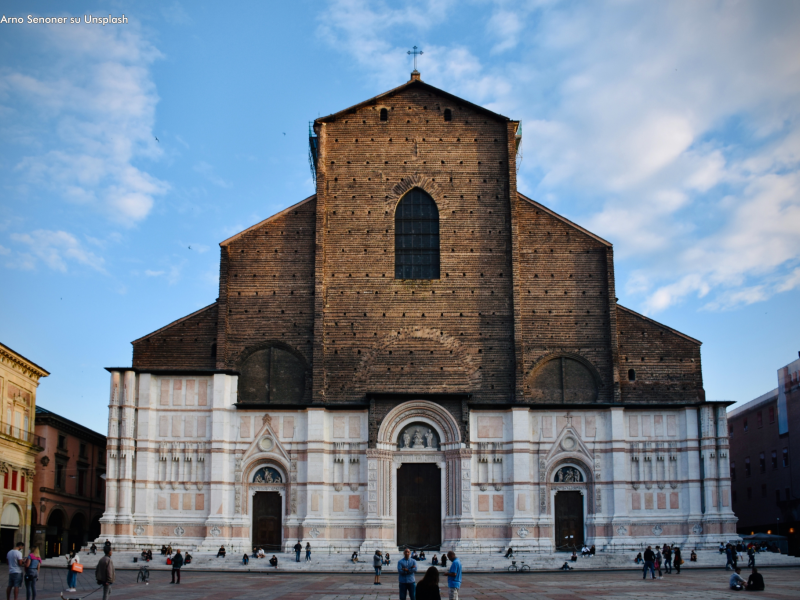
4;565;797;599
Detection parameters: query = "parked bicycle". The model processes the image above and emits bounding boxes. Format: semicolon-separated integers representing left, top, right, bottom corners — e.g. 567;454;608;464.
137;563;150;584
507;560;530;572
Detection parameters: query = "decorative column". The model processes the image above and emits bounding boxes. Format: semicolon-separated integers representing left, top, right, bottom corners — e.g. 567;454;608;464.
361;448;394;553
100;371;121;536
443;447;474;550
508;407;536;548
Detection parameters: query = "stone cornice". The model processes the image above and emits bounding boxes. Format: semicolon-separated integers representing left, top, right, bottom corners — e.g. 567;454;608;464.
0;342;49;380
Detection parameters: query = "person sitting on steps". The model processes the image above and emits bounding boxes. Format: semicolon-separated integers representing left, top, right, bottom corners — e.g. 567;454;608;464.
504;547;513;558
216;545;226;558
269;555;278;568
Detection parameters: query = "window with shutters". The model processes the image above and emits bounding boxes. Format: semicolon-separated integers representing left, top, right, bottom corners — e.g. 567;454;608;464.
394;189;440;280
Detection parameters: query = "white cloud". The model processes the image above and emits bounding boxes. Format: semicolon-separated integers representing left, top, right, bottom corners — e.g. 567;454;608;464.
0;245;10;256
8;230;106;273
143;261;185;285
320;0;800;314
193;162;232;188
0;21;168;225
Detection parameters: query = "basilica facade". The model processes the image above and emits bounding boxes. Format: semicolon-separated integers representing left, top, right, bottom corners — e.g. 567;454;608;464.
101;71;736;552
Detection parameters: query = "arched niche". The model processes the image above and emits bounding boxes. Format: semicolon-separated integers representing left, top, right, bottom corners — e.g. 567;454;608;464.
528;354;601;403
237;343;309;404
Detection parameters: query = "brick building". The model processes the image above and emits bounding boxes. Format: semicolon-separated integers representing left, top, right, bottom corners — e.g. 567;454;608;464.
728;353;800;554
32;406;106;557
101;72;736;553
0;342;48;557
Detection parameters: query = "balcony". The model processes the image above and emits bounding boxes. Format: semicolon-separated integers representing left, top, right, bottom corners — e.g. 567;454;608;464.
1;424;45;448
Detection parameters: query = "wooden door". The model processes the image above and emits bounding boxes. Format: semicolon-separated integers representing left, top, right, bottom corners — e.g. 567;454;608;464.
554;491;584;551
252;492;282;551
397;463;441;549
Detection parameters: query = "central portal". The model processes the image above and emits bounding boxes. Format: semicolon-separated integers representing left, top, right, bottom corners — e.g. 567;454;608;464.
397;463;441;549
252;492;282;551
554;491;584;551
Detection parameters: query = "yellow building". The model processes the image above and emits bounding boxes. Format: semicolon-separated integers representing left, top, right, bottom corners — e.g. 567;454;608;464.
0;342;48;553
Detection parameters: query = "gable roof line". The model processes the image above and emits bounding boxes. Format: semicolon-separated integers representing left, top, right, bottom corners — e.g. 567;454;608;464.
517;192;612;247
219;195;316;247
616;304;702;346
315;78;512;124
132;302;217;344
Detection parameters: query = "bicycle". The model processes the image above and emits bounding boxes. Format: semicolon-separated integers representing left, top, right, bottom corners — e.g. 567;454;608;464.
507;560;530;572
137;563;150;584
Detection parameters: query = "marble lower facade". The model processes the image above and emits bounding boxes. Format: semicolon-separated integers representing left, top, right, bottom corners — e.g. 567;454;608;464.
100;371;737;552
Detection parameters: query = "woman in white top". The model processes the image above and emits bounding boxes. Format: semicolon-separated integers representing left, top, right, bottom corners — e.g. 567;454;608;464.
66;550;81;592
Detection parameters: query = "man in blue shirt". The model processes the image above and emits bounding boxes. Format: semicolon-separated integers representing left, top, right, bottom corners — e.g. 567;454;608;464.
447;551;462;600
397;547;417;600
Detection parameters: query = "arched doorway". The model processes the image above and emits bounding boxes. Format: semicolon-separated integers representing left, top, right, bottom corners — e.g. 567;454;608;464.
551;465;587;552
68;513;87;553
1;503;22;559
45;509;65;558
248;466;285;552
371;401;461;552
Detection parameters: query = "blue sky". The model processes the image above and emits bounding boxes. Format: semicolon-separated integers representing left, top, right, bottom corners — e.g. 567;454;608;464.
1;0;799;434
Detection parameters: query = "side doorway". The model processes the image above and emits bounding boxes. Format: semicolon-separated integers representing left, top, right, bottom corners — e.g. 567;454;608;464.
554;491;584;551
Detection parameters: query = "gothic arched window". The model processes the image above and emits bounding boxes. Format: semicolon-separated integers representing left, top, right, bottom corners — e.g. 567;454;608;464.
380;108;388;121
395;189;440;280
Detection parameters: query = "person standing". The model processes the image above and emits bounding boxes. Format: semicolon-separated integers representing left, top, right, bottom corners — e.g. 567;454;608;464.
6;541;25;600
446;551;462;600
294;541;302;562
654;546;663;579
66;550;81;592
23;547;41;600
416;566;442;600
305;542;312;562
747;545;756;568
170;549;184;584
673;547;682;575
397;548;417;600
373;549;384;585
663;545;672;575
642;546;656;580
95;548;115;600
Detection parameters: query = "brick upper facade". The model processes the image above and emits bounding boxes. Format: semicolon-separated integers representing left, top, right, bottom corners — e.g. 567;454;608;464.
131;75;704;408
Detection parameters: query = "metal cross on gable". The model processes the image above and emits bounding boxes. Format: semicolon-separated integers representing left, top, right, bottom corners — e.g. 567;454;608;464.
407;45;423;70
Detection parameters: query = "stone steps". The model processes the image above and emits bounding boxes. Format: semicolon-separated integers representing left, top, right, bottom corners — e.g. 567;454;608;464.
41;550;800;573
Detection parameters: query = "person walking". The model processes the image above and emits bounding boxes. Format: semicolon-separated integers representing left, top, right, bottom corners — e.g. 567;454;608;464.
725;544;734;570
397;548;417;600
294;541;302;562
170;549;184;584
6;541;25;600
446;551;462;600
305;542;312;562
373;549;384;585
66;550;81;592
747;545;756;568
95;547;115;600
416;566;442;600
23;547;41;600
673;547;682;574
642;546;656;580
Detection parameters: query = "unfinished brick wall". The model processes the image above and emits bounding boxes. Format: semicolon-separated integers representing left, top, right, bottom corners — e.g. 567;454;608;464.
215;197;317;402
517;195;618;403
129;76;705;409
313;83;517;404
132;303;218;369
617;306;703;403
